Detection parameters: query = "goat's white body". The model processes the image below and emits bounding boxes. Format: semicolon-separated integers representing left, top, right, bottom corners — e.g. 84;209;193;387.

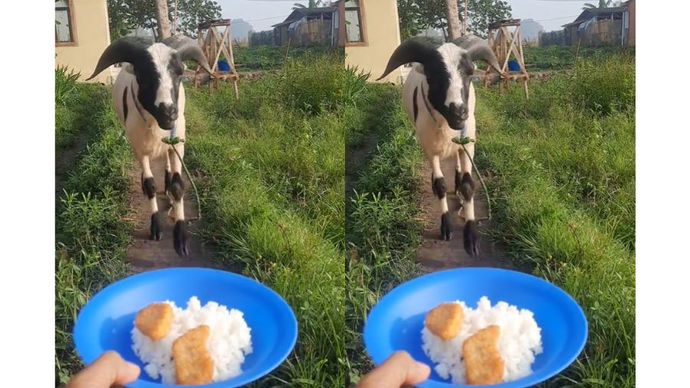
112;67;186;162
402;64;477;231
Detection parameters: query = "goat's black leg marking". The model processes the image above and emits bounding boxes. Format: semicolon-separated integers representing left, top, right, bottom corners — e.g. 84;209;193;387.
431;175;451;240
150;212;162;241
165;169;172;194
464;220;479;257
174;220;189;256
142;177;156;199
458;172;475;201
169;172;185;201
441;211;452;241
432;176;447;200
142;176;160;240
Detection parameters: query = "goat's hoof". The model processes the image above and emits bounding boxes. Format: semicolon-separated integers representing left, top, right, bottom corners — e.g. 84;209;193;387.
150;212;162;241
440;212;452;241
463;220;479;257
174;220;189;256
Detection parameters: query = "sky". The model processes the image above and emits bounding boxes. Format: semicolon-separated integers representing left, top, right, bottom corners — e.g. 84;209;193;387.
216;0;596;34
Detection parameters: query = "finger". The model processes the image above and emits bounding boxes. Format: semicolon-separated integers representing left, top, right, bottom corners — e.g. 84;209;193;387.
357;351;431;388
68;351;141;388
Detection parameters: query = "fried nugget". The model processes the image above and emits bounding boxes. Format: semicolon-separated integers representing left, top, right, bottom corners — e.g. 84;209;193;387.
173;325;214;385
462;325;504;385
135;303;173;341
424;303;464;340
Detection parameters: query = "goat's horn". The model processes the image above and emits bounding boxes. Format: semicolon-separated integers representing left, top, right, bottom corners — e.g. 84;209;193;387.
86;37;150;81
376;38;435;81
162;35;213;75
453;34;502;74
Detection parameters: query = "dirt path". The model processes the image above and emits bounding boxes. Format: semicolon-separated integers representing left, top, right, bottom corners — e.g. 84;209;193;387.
416;159;515;273
125;157;222;273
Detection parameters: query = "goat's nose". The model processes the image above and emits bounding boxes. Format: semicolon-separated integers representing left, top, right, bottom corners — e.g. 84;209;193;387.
460;105;468;121
160;104;178;120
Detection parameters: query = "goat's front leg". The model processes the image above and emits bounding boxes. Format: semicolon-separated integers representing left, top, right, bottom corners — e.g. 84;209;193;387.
457;145;478;257
140;155;161;241
168;145;189;256
431;155;451;241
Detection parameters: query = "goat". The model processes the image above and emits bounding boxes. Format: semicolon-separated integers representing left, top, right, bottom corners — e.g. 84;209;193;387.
87;36;212;256
377;35;501;257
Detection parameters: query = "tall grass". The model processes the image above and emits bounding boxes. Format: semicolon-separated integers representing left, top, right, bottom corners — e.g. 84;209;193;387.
55;70;133;385
344;84;425;384
183;53;346;386
475;54;635;385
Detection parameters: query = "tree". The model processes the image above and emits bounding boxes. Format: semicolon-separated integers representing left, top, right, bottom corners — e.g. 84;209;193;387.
583;0;619;10
292;0;322;10
155;0;172;39
107;0;222;40
398;0;511;40
397;0;424;40
466;0;512;38
446;0;462;40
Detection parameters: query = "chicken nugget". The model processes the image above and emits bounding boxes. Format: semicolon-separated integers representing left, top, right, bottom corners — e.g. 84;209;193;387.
135;303;173;341
462;325;504;385
424;303;464;340
173;325;214;385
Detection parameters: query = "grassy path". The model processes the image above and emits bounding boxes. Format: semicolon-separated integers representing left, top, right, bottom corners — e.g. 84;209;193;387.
182;53;347;386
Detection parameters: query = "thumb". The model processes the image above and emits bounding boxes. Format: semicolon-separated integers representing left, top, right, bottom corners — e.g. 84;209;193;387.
68;351;141;388
357;351;431;388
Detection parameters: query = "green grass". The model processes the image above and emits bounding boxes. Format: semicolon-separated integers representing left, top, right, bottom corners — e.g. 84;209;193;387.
233;45;341;71
344;83;425;384
474;53;635;385
524;45;636;71
182;52;346;386
55;69;134;385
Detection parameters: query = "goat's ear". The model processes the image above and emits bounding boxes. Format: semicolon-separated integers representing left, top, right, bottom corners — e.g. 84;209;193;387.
162;35;213;75
377;38;434;81
87;37;150;81
452;34;502;74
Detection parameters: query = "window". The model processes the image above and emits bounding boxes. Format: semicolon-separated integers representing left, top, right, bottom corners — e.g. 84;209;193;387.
55;0;74;44
344;0;364;43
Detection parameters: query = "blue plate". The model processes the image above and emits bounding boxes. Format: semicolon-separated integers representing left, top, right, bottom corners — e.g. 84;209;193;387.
73;268;298;388
364;268;587;388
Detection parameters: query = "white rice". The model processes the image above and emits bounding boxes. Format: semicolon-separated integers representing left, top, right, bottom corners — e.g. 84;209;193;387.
131;296;253;384
421;296;542;384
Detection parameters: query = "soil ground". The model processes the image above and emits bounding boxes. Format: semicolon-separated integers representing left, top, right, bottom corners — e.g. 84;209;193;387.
416;158;516;273
125;156;222;274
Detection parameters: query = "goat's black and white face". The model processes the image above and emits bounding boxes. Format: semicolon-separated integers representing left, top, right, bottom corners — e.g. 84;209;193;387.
134;44;186;130
424;43;475;130
88;36;212;130
378;36;502;131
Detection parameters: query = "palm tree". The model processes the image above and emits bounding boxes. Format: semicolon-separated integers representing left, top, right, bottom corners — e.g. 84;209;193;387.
292;0;323;10
583;0;620;10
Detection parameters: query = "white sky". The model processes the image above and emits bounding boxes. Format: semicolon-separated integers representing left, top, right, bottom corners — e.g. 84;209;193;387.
216;0;595;33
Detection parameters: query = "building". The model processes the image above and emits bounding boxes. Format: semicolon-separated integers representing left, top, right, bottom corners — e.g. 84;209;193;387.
336;0;402;84
272;7;338;47
55;0;112;83
561;0;635;47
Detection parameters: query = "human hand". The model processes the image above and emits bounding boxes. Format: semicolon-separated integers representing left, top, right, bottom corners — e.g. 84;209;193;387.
67;351;140;388
357;351;431;388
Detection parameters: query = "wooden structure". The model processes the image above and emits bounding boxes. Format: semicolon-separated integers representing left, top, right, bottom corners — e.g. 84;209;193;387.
485;19;529;99
195;19;240;98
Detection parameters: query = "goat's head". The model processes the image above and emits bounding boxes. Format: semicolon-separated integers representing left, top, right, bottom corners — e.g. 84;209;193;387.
378;35;501;131
87;36;212;130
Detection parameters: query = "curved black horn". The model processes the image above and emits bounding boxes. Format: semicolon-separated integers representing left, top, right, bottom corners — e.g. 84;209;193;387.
162;35;213;75
453;34;502;74
376;38;436;81
86;37;151;81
